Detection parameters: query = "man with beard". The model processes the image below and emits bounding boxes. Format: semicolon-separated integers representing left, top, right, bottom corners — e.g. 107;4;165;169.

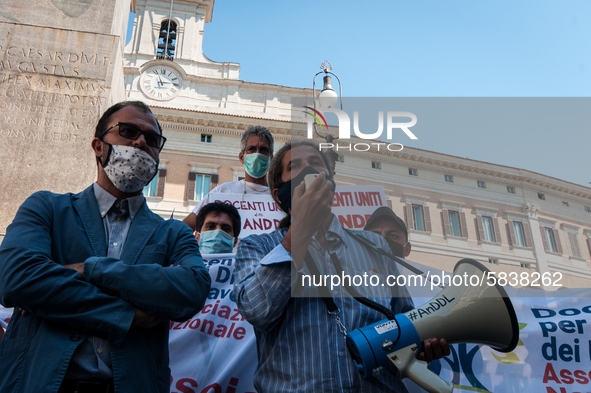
0;101;210;393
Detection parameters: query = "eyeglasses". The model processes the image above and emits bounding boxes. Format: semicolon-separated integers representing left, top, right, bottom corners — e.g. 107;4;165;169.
101;122;167;151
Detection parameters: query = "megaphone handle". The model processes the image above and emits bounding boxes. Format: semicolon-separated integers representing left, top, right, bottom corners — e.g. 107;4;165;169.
387;345;454;393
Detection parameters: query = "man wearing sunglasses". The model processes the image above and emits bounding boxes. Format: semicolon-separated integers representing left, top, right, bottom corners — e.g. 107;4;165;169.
0;101;211;393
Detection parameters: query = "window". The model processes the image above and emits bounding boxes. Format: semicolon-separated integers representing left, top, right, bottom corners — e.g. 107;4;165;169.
488;258;499;265
409;168;418;176
538;193;545;200
404;202;431;232
444;175;454;183
507;186;515;194
477;181;486;189
476;212;500;243
195;174;211;201
157;20;177;60
201;134;212;143
412;205;424;231
143;171;159;197
513;221;526;247
508;218;531;248
562;201;569;207
544;227;557;253
337;155;344;163
448;211;461;237
520;263;531;269
187;167;218;202
372;161;381;170
442;207;467;238
585;206;591;213
482;216;494;242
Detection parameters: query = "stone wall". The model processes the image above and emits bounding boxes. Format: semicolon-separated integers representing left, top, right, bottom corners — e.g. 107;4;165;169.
0;0;130;236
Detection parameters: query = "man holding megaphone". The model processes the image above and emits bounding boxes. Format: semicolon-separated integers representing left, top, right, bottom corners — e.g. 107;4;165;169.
234;141;450;392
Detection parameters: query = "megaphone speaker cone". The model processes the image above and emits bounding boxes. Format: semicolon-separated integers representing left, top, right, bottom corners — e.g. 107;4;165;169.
346;258;520;381
407;258;519;353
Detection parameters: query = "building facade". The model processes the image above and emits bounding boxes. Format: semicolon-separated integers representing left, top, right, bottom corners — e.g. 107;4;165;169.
123;0;591;288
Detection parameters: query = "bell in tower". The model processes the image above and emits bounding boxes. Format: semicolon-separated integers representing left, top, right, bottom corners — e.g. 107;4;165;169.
157;20;177;60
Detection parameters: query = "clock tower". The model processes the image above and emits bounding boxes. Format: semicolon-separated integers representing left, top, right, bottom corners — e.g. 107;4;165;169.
124;0;240;106
122;0;311;223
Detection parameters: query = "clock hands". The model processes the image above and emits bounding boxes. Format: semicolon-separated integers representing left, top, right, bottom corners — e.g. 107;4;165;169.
143;67;181;99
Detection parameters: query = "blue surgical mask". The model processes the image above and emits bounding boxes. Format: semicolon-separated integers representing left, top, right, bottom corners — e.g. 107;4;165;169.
244;153;270;179
199;229;235;254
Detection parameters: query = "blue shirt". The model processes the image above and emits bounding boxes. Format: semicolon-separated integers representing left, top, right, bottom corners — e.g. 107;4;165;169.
66;183;145;380
234;216;414;393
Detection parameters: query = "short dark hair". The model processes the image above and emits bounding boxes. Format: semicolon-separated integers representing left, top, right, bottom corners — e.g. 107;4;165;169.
195;202;241;238
95;100;162;138
268;140;333;228
94;101;162;166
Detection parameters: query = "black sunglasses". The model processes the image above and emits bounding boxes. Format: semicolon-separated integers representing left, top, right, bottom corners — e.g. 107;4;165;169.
101;122;167;151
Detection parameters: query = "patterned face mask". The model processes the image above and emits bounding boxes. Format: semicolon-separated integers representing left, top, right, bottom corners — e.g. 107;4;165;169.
102;144;158;193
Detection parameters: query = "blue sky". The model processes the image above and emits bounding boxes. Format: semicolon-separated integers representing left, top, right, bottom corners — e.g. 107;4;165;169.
128;1;590;187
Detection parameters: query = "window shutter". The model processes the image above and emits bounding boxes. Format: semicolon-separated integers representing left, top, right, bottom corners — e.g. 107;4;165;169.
423;206;431;232
476;215;484;241
587;237;591;259
553;228;563;254
540;227;549;251
156;169;167;198
442;208;451;236
507;220;516;246
210;174;219;188
187;172;196;201
523;222;533;248
404;203;414;230
568;232;582;258
492;218;502;243
574;235;582;258
459;212;468;238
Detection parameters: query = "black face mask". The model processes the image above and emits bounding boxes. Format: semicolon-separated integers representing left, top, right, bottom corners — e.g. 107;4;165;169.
277;166;336;210
384;238;405;258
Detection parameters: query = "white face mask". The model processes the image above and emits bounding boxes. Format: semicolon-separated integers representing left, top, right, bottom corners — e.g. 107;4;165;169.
102;144;158;193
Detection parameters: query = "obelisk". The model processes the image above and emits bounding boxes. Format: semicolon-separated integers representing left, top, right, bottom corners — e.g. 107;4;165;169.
0;0;131;240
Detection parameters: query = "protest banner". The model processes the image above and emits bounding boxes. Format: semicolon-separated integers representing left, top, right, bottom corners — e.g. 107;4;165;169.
209;193;285;239
210;185;385;236
168;253;257;393
331;185;387;229
168;253;591;393
397;260;591;393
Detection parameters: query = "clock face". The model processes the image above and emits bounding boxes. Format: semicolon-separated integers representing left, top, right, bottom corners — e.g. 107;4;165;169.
140;66;183;101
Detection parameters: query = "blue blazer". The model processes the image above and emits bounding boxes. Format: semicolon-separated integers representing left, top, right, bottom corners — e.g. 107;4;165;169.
0;185;211;393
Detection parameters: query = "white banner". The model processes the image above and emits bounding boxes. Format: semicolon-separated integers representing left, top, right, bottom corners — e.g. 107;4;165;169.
168;254;257;393
210;186;386;236
398;260;591;393
331;185;387;229
208;193;286;239
166;254;591;393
